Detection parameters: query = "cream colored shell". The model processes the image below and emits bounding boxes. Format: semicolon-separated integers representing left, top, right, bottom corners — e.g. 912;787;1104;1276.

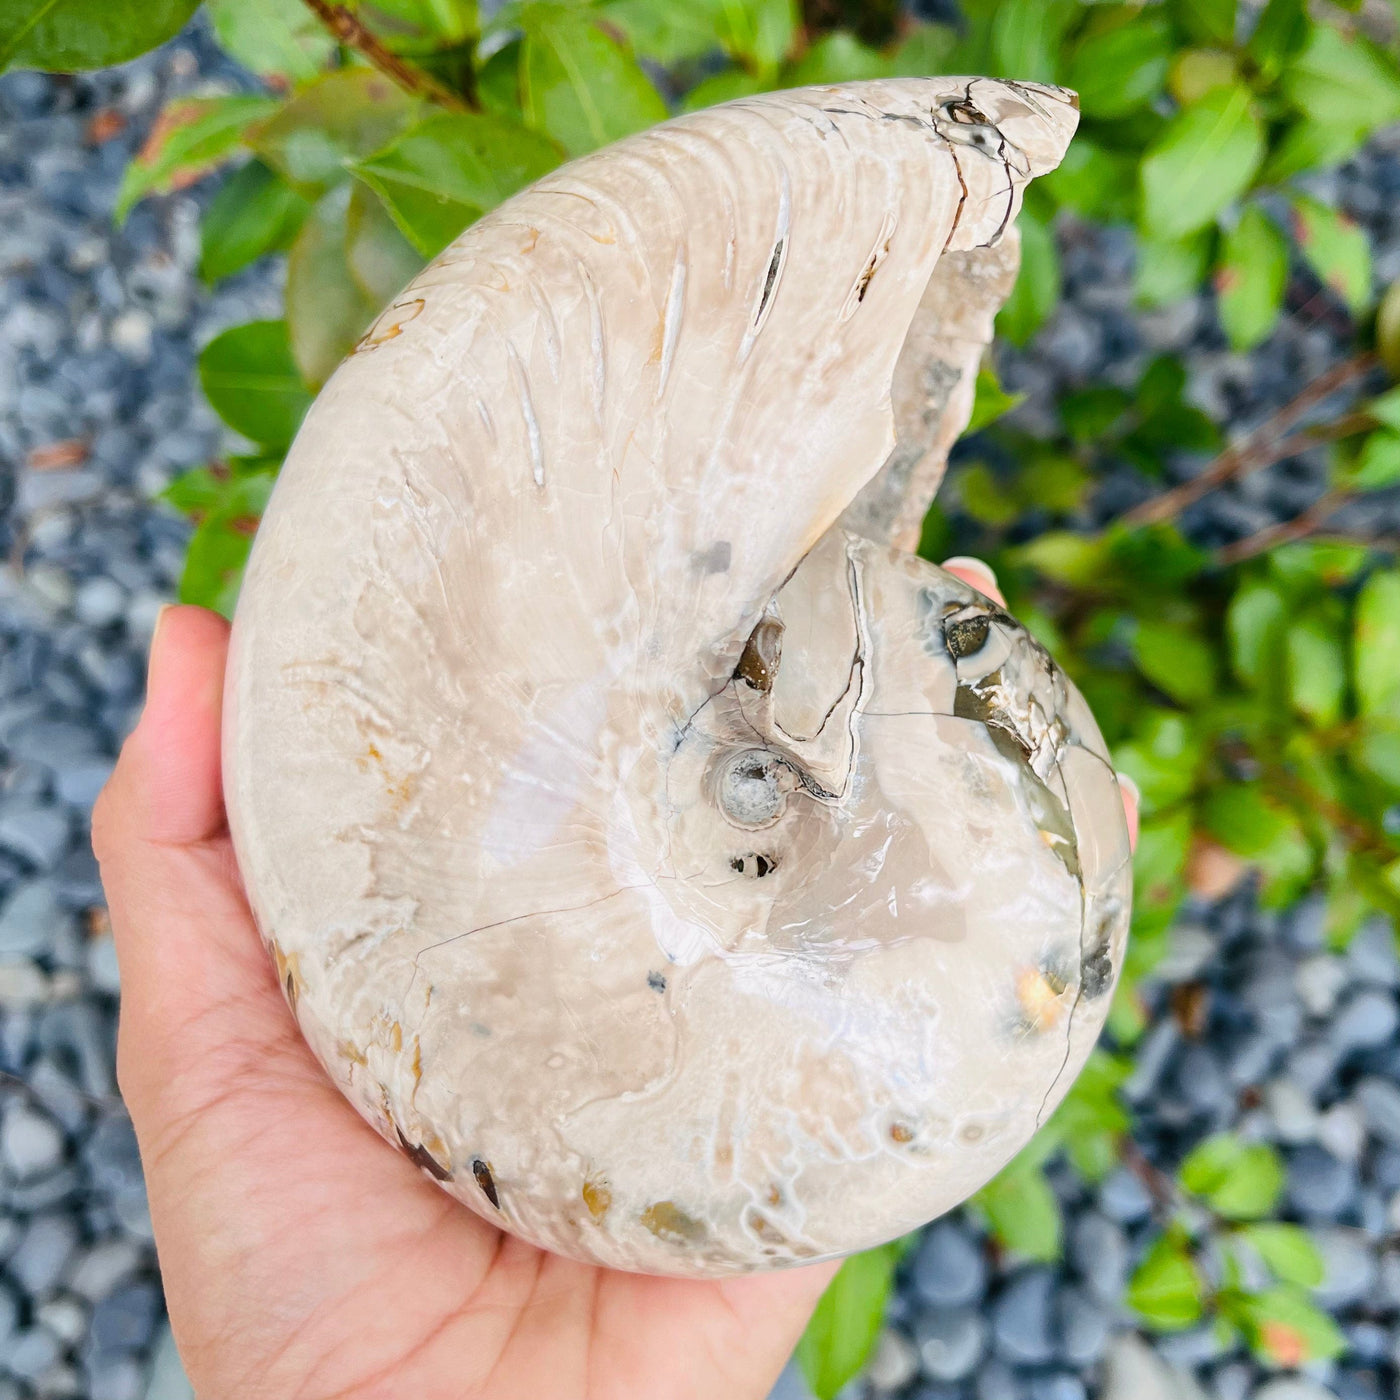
224;77;1132;1277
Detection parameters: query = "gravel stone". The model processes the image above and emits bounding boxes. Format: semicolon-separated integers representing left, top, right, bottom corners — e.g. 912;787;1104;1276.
912;1220;987;1308
1331;990;1400;1055
866;1327;919;1392
0;799;71;869
142;1324;195;1400
1296;953;1348;1017
991;1269;1056;1366
0;879;66;957
1288;1144;1361;1220
6;1327;61;1381
1345;922;1400;989
9;1212;79;1296
1265;1078;1319;1143
1097;1167;1154;1224
916;1307;987;1381
1313;1229;1378;1308
1056;1286;1109;1367
1317;1103;1366;1164
86;1280;161;1359
0;1101;65;1179
974;1360;1025;1400
1356;1077;1400;1148
1251;1381;1345;1400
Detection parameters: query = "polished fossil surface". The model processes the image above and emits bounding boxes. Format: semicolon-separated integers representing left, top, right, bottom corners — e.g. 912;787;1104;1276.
224;76;1132;1276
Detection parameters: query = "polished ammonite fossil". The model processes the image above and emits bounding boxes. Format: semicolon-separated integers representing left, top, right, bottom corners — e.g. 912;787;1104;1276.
223;76;1133;1277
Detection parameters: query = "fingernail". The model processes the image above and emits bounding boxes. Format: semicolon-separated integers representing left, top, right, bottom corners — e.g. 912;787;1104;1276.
942;556;1000;594
145;604;175;697
1117;772;1141;806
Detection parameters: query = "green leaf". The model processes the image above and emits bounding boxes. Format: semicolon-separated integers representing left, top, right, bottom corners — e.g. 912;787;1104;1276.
199;159;311;284
1280;23;1400;135
1355;719;1400;789
1135;229;1213;308
886;22;956;77
1379;279;1400;381
966;364;1025;434
1355;569;1400;719
1181;1135;1285;1220
204;0;335;82
249;69;421;196
359;0;476;52
1201;784;1314;902
602;0;726;65
1291;194;1372;314
1347;431;1400;492
998;209;1059;347
1140;85;1264;242
957;463;1019;527
1369;387;1400;433
1;0;199;71
1286;614;1347;726
477;36;524;119
1238;1223;1324;1288
353;111;560;258
198;321;312;450
1013;531;1110;589
974;1161;1062;1262
1216;206;1288;351
160;455;279;519
1040;140;1137;223
1167;48;1239;106
1261;115;1368;185
680;66;767;113
1170;0;1237;46
795;1244;901;1400
1066;13;1171;118
346;182;424;307
520;2;667;157
286;185;384;388
713;0;798;73
989;0;1072;84
1133;807;1193;905
115;94;279;223
783;31;889;85
1128;1230;1205;1331
1237;1284;1347;1366
1115;710;1205;812
1132;619;1218;705
179;514;257;618
1228;579;1289;690
1244;0;1309;81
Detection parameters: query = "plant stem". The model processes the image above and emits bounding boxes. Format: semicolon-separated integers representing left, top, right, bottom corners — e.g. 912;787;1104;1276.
300;0;476;112
1123;353;1377;527
1216;488;1350;565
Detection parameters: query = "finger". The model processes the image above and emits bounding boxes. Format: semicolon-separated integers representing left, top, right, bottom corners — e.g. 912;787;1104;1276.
92;606;287;1106
105;604;232;846
941;555;1006;607
1118;772;1140;853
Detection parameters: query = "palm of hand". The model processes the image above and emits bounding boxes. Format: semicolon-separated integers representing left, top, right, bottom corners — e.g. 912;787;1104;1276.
94;607;834;1400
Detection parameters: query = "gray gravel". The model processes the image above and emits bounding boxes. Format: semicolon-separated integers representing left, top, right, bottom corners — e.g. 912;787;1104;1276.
1;18;275;1399
2;19;1400;1400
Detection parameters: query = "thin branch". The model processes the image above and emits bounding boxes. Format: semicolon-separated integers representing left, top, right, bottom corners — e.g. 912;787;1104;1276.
1123;353;1377;527
300;0;475;112
1216;488;1350;565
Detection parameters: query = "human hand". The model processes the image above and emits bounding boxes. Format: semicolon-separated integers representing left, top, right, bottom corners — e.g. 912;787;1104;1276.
93;564;1137;1400
93;605;839;1400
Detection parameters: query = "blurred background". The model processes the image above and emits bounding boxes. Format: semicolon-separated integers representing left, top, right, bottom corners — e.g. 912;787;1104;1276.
1;1;1399;1397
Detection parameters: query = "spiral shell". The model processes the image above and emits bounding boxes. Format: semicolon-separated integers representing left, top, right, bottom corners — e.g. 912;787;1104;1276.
224;77;1132;1277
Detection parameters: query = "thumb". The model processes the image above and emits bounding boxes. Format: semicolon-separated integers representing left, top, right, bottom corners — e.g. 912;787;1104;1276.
92;605;291;1119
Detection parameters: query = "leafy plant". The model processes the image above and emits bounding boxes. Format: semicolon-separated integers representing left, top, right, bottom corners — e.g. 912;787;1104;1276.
12;0;1400;1392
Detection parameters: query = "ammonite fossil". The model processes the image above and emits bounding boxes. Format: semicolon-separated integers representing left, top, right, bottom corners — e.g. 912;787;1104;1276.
224;77;1133;1277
